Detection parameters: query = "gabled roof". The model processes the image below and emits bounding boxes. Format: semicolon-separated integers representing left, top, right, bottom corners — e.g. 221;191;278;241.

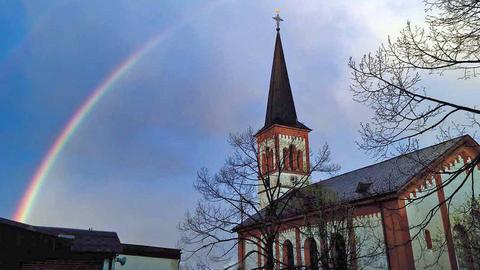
258;30;310;134
235;135;478;230
36;226;122;254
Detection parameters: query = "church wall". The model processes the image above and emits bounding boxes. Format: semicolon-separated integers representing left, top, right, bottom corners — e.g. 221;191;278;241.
405;178;451;270
440;154;480;269
244;237;259;270
354;213;388;270
298;225;321;264
277;228;298;266
404;148;480;270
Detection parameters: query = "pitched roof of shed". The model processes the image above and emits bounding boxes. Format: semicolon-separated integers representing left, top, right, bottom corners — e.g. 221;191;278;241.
235;135;477;230
36;226;122;254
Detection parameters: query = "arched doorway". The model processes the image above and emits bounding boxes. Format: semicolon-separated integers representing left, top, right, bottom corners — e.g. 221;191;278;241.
304;237;319;270
282;240;294;270
332;233;347;270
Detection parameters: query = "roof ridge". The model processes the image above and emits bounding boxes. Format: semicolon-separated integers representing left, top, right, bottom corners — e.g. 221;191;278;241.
36;225;117;234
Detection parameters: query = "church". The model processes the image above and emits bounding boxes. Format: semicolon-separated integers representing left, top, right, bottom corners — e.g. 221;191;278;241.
234;15;480;270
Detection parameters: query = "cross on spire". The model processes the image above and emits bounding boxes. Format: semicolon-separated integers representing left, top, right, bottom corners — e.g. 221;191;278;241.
272;9;283;31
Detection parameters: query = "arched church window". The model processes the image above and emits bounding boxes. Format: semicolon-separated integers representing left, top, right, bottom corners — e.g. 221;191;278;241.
289;144;296;170
453;224;475;270
261;153;267;174
332;233;347;270
267;147;274;171
304;237;319;270
283;148;290;170
282;240;294;270
424;229;433;250
297;150;303;172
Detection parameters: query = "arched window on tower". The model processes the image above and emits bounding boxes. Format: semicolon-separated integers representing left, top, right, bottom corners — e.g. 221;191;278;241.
297;150;303;172
282;240;294;270
304;237;319;270
261;153;267;174
267;147;274;171
289;144;296;171
424;229;433;250
283;148;290;170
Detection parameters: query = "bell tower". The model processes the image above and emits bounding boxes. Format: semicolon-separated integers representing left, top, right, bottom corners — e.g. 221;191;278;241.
256;12;311;208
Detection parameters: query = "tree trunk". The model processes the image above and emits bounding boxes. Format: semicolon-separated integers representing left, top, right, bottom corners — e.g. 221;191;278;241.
265;237;275;270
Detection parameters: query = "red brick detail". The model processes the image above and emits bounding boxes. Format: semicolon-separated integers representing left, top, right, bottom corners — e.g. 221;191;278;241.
295;227;302;266
353;205;381;217
256;124;311;174
434;175;459;270
238;235;245;270
381;199;415;270
21;259;105;270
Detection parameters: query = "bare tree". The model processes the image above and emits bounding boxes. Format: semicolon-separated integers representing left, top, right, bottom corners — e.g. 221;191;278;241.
349;0;480;266
179;128;340;270
296;188;355;270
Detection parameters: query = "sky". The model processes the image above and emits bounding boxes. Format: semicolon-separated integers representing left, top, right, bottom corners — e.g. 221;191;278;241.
3;0;475;250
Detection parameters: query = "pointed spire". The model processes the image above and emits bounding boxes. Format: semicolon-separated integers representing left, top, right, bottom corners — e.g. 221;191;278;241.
260;13;310;133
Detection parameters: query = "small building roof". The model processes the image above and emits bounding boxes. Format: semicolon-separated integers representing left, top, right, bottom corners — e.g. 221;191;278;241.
121;243;181;260
36;226;122;254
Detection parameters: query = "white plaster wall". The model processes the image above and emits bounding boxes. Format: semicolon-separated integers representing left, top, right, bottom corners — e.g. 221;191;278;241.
440;156;480;269
244;237;258;269
116;254;179;270
278;228;298;266
354;213;388;270
405;179;450;269
405;155;480;270
258;172;310;208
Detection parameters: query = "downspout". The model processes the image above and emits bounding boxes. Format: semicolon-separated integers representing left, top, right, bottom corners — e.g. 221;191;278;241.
110;254;117;270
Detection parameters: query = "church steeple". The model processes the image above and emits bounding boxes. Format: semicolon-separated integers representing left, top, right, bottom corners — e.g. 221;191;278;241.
255;12;311;208
260;14;310;133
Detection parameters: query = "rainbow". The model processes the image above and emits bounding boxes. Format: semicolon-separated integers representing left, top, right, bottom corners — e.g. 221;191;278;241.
13;2;220;223
13;34;165;222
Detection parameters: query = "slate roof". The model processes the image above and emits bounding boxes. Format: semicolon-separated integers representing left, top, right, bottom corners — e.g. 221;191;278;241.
259;30;310;134
36;226;122;254
235;135;478;230
0;217;49;234
311;135;474;201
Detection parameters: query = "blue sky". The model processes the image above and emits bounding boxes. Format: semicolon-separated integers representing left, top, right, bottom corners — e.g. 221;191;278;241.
1;0;464;248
